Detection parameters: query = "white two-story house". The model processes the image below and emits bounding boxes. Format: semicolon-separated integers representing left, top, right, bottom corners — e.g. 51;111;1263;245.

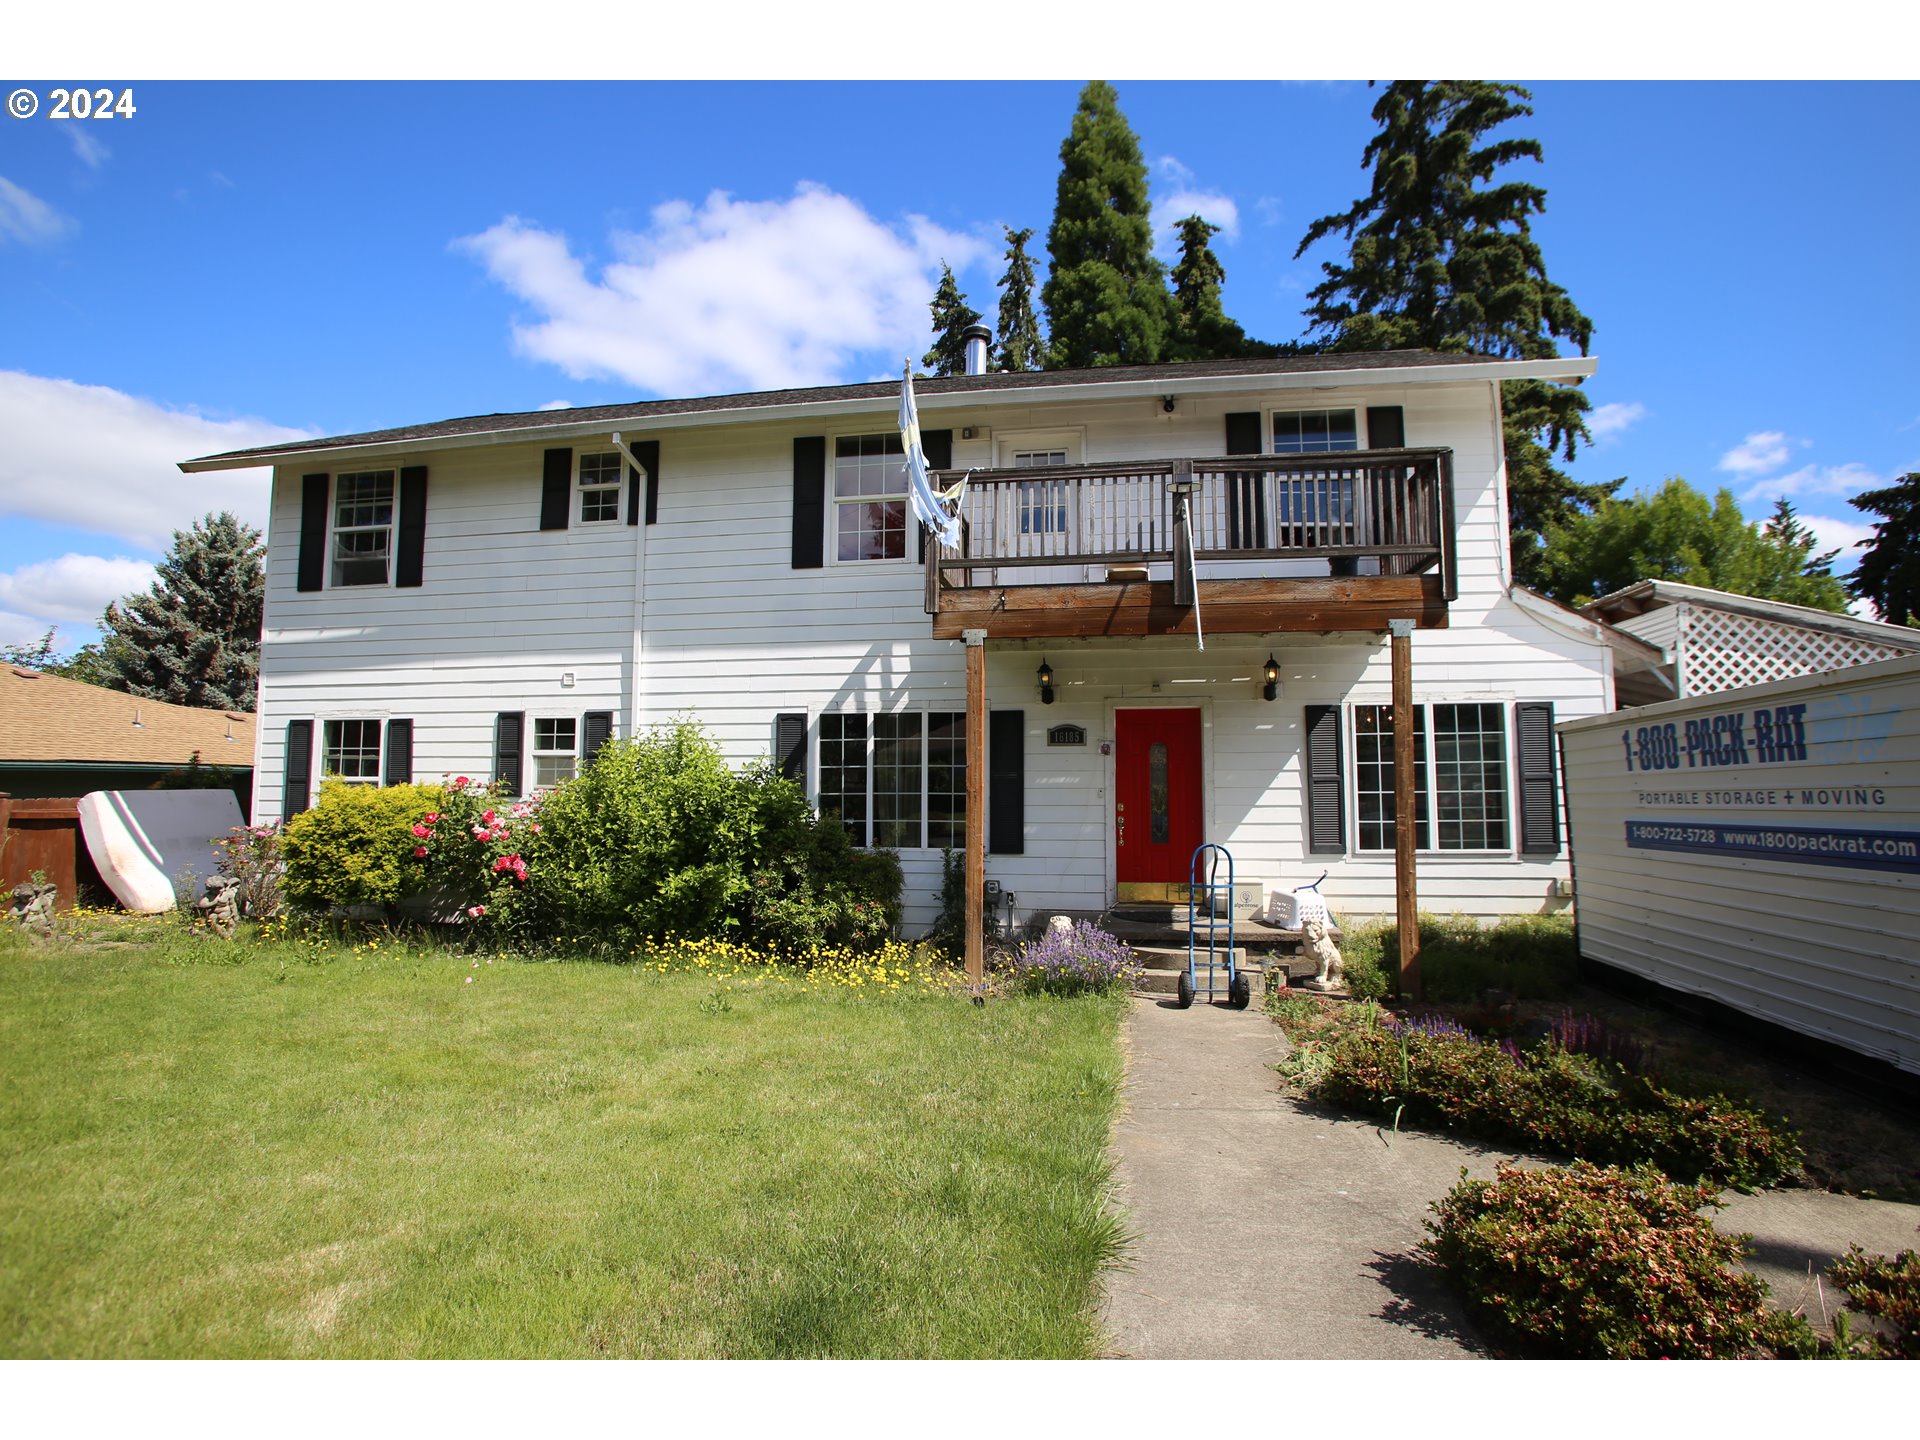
183;344;1617;939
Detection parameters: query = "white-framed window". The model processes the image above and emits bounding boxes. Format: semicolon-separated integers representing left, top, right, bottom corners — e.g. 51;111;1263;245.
332;471;395;586
577;451;622;524
1271;409;1360;454
817;711;967;849
1352;702;1510;853
1014;448;1071;535
322;719;383;783
532;718;578;788
833;433;908;562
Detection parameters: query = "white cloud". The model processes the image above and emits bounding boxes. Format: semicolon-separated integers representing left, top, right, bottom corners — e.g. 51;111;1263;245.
1718;430;1794;476
0;176;71;245
64;125;110;169
1155;156;1196;183
1589;401;1647;441
0;553;155;625
537;399;572;411
1252;196;1286;228
1153;191;1241;254
455;184;991;395
0;372;314;548
1795;512;1875;560
1749;461;1885;504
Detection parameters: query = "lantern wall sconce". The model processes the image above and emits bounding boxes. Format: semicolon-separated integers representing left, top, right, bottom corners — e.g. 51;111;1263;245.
1262;655;1281;702
1037;658;1056;706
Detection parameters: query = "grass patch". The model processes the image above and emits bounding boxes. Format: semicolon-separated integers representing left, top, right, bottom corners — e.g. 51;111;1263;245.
0;926;1126;1357
1333;914;1579;1003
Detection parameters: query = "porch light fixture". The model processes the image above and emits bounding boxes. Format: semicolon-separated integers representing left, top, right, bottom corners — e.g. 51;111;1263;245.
1262;655;1281;703
1037;659;1056;706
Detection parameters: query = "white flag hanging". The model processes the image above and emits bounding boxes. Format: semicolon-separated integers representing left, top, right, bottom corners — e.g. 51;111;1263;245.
899;364;963;550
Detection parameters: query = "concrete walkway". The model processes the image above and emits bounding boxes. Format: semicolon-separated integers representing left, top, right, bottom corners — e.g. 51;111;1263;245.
1100;995;1920;1360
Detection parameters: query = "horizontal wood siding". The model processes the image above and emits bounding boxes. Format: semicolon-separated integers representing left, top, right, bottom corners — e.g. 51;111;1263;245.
1560;657;1920;1074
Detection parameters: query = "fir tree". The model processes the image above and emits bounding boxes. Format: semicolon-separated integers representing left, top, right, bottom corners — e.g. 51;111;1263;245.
1296;81;1610;585
1846;471;1920;625
99;511;265;710
922;263;983;377
1167;215;1251;361
994;226;1045;372
1533;479;1850;611
1041;80;1174;369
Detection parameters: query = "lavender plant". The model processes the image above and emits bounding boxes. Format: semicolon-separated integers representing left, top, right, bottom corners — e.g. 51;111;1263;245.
1008;921;1141;997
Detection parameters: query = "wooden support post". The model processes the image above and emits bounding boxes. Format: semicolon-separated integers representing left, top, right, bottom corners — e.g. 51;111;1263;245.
963;628;987;986
1390;618;1420;1000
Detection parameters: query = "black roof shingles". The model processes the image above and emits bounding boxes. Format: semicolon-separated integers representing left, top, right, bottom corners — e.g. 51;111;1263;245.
188;350;1503;466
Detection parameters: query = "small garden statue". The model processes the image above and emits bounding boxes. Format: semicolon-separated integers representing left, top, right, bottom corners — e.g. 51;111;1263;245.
1045;914;1075;940
1299;915;1345;993
194;874;241;940
8;880;58;938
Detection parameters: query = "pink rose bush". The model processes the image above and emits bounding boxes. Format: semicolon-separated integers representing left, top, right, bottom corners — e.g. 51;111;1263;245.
409;776;546;935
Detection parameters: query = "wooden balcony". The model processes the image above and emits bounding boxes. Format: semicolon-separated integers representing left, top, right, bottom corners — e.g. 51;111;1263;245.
925;448;1457;640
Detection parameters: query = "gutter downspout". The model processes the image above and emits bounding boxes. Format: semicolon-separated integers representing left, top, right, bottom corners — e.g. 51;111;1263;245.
614;433;648;741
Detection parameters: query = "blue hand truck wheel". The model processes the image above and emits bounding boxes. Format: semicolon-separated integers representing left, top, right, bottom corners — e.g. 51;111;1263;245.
1176;969;1195;1009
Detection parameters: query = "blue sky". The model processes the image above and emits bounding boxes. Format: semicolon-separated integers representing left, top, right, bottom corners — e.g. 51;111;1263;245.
3;76;1915;648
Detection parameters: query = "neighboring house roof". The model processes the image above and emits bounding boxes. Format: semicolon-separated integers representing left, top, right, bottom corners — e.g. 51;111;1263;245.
180;349;1597;472
1511;584;1673;689
1581;579;1920;653
0;668;256;767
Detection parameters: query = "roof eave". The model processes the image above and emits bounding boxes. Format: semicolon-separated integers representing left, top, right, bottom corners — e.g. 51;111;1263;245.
178;356;1598;474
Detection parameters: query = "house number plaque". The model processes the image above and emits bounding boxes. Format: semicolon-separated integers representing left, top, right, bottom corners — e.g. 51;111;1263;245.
1047;724;1087;747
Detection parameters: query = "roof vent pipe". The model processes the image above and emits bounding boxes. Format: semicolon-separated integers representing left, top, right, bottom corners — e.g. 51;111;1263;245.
962;323;992;377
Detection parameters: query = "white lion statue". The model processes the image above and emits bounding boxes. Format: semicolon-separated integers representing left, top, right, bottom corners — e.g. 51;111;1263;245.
1299;915;1345;993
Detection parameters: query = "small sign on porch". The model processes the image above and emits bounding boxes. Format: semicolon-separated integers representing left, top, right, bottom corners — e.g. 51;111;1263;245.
1047;724;1087;747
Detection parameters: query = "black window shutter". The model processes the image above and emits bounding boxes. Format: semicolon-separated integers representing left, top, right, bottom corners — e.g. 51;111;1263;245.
384;719;413;786
1515;702;1561;855
582;711;614;766
988;709;1024;855
775;712;807;782
297;475;329;592
1304;705;1346;856
540;448;572;531
395;466;428;587
1366;406;1406;449
283;719;313;819
494;712;525;796
916;429;953;564
792;437;826;569
628;440;660;527
1224;412;1264;456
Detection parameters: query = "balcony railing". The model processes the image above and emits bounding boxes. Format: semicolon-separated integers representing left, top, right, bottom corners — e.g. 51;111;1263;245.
924;447;1456;612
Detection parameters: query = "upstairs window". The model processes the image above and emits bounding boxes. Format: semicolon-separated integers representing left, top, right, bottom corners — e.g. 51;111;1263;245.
834;433;907;561
332;471;395;586
1272;410;1359;454
1015;448;1071;535
577;451;622;523
322;719;383;783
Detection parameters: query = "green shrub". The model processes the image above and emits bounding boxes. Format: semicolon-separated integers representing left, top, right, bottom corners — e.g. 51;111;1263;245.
1328;924;1391;1000
1354;913;1577;1001
519;719;901;954
1423;1161;1784;1358
1314;1024;1802;1189
282;781;446;914
1827;1246;1920;1358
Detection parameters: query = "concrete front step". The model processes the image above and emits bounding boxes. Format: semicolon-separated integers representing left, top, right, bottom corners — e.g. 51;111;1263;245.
1133;964;1271;1001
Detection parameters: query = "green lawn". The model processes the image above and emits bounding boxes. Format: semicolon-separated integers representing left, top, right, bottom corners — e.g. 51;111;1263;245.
0;931;1127;1358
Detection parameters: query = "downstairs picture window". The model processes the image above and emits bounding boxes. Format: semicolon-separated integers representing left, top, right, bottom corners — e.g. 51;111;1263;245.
322;719;382;783
532;718;578;788
817;711;965;848
1352;702;1510;852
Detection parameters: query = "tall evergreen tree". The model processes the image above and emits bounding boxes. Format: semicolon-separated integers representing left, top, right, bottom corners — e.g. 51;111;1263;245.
922;263;983;377
1534;479;1850;611
993;226;1045;372
1167;215;1251;360
99;511;265;710
1846;471;1920;625
1041;80;1174;369
1296;81;1610;585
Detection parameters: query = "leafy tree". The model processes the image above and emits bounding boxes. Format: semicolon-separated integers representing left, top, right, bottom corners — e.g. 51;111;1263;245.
99;511;265;710
0;629;59;670
1041;80;1174;368
993;226;1045;372
1534;478;1851;611
1296;81;1610;585
0;626;119;686
1167;215;1252;361
922;263;983;377
1846;471;1920;625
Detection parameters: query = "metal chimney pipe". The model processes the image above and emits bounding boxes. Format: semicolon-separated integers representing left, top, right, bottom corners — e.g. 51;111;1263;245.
962;323;992;376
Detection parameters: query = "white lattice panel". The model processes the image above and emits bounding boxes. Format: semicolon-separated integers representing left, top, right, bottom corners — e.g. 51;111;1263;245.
1682;607;1913;694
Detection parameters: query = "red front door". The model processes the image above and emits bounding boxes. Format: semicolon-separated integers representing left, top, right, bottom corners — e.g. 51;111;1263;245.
1115;708;1204;885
